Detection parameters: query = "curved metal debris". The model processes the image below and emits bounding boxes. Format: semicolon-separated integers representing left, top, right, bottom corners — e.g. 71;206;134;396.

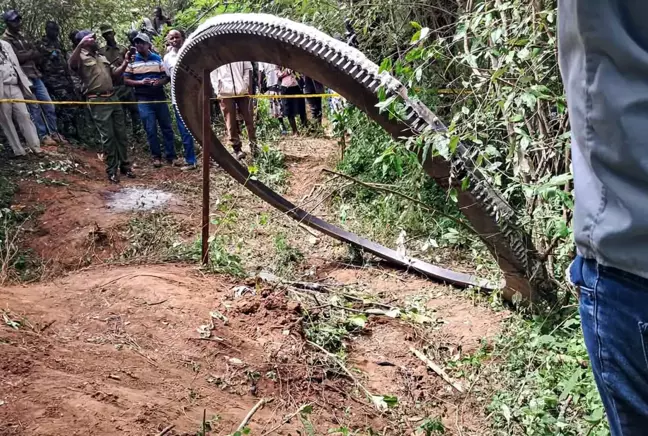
173;13;551;300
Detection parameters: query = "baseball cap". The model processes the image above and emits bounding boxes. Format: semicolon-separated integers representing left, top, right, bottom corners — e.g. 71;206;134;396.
133;32;151;45
75;29;94;43
2;10;21;22
99;24;113;35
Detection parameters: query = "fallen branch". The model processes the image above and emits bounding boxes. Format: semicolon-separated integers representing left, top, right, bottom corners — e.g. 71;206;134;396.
260;403;312;436
321;168;476;235
410;347;463;393
237;398;273;432
157;424;175;436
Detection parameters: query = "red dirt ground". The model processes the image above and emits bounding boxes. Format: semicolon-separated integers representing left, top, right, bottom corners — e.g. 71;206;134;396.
1;139;504;435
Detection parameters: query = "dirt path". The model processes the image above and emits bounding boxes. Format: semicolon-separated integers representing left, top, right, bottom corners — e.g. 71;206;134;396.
1;137;505;435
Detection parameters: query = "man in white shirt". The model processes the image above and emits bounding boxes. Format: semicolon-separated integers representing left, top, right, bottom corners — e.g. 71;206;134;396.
210;62;257;160
163;29;196;170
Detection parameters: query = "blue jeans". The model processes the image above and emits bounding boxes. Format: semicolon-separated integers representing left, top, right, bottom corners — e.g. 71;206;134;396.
570;256;648;435
174;107;196;165
27;78;57;138
137;102;176;161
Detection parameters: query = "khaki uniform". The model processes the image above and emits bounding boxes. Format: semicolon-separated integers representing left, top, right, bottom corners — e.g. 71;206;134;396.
100;44;141;136
0;40;40;156
74;49;130;175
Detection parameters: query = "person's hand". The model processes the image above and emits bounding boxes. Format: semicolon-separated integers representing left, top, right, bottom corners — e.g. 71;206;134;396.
151;79;161;86
124;51;133;63
79;33;96;49
141;78;154;86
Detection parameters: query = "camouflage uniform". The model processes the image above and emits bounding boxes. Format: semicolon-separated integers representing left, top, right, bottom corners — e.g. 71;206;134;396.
100;42;142;137
38;36;79;137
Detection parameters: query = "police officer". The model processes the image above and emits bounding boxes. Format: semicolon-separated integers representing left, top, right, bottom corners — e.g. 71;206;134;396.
98;23;142;139
39;21;79;139
68;30;135;183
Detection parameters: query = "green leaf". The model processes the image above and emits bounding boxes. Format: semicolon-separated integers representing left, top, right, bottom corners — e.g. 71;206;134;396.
375;95;397;112
584;407;604;423
410;30;421;44
559;368;583;402
501;404;512;423
410;21;422;30
382;395;398;407
449;136;460;154
378;58;392;74
347;314;367;329
300;404;314;415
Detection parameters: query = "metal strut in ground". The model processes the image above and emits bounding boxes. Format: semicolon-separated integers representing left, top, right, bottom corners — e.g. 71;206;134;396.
172;13;552;302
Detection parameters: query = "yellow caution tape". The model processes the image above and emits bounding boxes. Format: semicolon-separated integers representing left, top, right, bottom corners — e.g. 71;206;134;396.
0;89;468;105
0;92;342;105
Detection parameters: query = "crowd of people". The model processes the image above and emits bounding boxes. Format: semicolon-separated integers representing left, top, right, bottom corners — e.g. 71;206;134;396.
0;8;326;184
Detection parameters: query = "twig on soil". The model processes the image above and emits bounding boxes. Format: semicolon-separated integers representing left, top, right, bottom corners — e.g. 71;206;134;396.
306;340;380;409
237;398;273;432
298;223;319;237
144;299;169;306
410;347;463;393
131;347;159;368
37;320;56;333
259;403;312;436
156;424;175;436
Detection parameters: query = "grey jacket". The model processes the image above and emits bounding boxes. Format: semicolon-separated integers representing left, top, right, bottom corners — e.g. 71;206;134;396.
0;39;33;98
559;0;648;278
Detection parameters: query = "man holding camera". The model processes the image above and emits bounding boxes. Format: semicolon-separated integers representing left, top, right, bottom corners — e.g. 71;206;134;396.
98;23;141;139
68;30;135;184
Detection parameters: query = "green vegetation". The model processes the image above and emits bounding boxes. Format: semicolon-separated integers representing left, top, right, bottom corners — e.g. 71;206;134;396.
0;174;42;284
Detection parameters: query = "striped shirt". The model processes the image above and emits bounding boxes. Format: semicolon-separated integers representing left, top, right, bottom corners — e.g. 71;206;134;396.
124;51;167;101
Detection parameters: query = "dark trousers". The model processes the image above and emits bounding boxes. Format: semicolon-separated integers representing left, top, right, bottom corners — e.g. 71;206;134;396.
219;96;257;152
174;106;196;165
115;85;142;135
138;101;176;161
89;94;130;175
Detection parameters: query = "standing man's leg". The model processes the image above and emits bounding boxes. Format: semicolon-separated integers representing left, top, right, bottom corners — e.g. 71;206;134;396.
237;97;257;156
282;94;298;135
571;257;648;434
108;96;133;177
220;98;244;159
297;96;308;128
174;106;196;168
306;96;322;126
29;78;61;142
8;85;40;154
117;86;142;138
154;103;177;164
0;100;27;156
138;102;163;166
89;97;119;181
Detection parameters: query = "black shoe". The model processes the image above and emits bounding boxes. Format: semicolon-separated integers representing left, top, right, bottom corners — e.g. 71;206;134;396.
108;173;120;184
121;169;136;179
